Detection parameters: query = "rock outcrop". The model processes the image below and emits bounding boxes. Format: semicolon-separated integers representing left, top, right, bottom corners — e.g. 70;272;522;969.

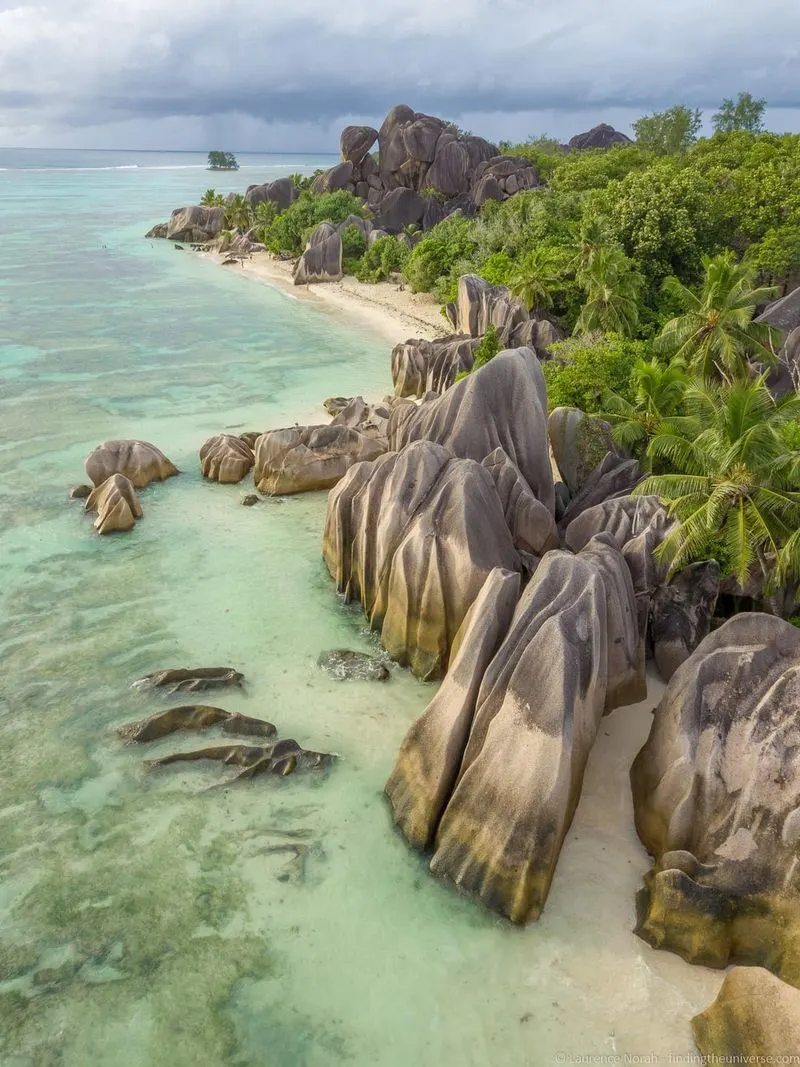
389;347;555;516
391;335;480;398
755;284;800;337
340;125;379;166
558;452;643;529
199;434;255;484
563;494;665;554
470;156;541;206
84;474;143;534
323;440;523;679
253;424;385;495
691;967;800;1059
481;448;558;557
631;613;800;983
424;540;641;922
650;560;720;682
244;176;297;213
446;274;564;353
329;395;394;439
166;205;225;242
548;407;616;496
85;440;178;489
293;223;343;285
568;124;633;150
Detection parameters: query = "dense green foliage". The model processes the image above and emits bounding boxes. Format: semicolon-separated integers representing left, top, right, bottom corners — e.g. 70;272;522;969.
352;235;410;282
261;191;365;254
542;334;647;412
712;93;766;135
200;188;224;206
207;151;238;170
632;106;702;156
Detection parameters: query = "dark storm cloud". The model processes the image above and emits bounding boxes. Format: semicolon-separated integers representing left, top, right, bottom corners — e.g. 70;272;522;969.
1;0;800;145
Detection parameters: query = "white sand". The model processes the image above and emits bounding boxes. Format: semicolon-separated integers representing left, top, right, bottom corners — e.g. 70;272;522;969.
206;250;450;346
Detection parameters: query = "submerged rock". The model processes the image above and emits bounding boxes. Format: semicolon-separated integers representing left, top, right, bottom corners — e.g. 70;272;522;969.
323;440;523;679
84;474;142;534
428;539;641;923
241;494;259;507
69;483;93;500
85;439;178;490
253;424;385;495
199;434;255;484
147;738;336;780
692;967;800;1059
118;705;275;743
631;613;800;982
132;667;244;694
317;650;390;681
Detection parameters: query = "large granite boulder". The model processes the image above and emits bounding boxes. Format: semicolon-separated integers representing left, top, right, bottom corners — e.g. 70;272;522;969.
548;407;617;496
564;494;665;554
323;440;523;679
245;177;297;213
85;440;178;489
329;395;394;440
166;205;224;242
293;223;343;285
85;474;142;534
312;161;354;195
651;560;720;682
470;156;541;204
389;347;555;516
755;284;800;338
199;434;255;484
558;452;643;529
428;540;641;922
481;448;558;557
568;124;632;150
385;567;522;849
340;125;379;166
374;188;426;233
391;335;480;398
422;137;471;197
631;613;800;983
447;274;563;353
692;967;800;1059
253;425;384;496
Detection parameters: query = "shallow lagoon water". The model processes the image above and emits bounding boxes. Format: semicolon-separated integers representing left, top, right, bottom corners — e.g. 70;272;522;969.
0;150;721;1066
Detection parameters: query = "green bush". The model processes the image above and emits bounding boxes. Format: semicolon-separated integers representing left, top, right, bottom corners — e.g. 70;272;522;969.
263;191;365;254
542;334;648;413
476;252;516;287
341;225;367;258
353;236;410;283
403;214;479;293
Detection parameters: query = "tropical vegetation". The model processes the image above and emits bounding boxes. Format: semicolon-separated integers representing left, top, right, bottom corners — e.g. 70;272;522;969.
207;151;239;171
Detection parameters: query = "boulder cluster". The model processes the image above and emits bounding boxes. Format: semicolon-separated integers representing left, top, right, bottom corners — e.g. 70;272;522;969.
73;439;179;535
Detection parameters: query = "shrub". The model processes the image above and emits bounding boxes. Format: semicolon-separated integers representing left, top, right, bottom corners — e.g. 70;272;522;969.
353;236;410;283
263;191;365;254
542;334;647;413
403;214;479;293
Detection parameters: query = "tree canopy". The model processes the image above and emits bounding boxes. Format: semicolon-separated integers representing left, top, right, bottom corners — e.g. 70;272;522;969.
207;151;239;171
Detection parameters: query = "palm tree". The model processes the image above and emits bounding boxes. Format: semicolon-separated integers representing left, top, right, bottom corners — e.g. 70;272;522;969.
509;247;566;316
200;188;224;207
223;193;252;232
574;247;643;337
603;357;688;460
655;252;780;380
569;215;608;277
635;374;800;610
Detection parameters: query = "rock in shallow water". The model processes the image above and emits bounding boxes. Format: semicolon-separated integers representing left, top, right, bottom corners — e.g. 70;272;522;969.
146;738;336;781
317;650;390;681
69;484;92;500
117;705;275;743
253;424;385;495
631;613;800;982
84;474;142;534
85;439;178;490
241;494;259;507
132;667;244;694
199;434;255;484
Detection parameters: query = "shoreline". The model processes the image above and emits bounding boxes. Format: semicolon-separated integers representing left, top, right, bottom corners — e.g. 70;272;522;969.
203;250;450;347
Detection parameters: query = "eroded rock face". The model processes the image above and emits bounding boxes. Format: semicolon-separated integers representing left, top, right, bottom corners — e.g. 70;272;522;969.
340;125;379;165
323;440;523;679
84;474;142;534
631;613;800;982
85;440;178;489
651;560;720;682
548;407;616;496
391;335;480;398
385;567;522;849
253;424;385;495
428;540;641;922
245;176;297;213
558;452;642;529
564;494;665;554
691;967;800;1059
481;448;558;557
166;205;225;242
470;156;540;204
199;434;255;484
292;223;343;285
389;347;555;516
328;395;394;440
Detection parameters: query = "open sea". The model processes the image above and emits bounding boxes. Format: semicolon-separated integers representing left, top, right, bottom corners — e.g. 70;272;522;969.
0;148;720;1066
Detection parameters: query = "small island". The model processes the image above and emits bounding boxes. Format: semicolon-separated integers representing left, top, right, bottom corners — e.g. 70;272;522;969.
207;150;239;171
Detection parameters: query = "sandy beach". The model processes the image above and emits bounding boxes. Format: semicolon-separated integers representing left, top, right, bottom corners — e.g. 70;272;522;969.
207;250;450;346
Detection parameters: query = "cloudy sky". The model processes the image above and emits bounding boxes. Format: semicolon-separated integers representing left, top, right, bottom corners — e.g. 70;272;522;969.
1;0;799;151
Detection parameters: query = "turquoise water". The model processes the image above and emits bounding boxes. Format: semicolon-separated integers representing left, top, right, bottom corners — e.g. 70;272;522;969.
0;149;719;1066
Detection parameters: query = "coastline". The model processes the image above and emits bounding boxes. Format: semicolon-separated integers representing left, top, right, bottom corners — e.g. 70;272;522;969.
202;250;450;346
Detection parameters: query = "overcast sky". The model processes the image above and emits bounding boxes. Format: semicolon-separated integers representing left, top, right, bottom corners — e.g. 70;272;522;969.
1;0;800;151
